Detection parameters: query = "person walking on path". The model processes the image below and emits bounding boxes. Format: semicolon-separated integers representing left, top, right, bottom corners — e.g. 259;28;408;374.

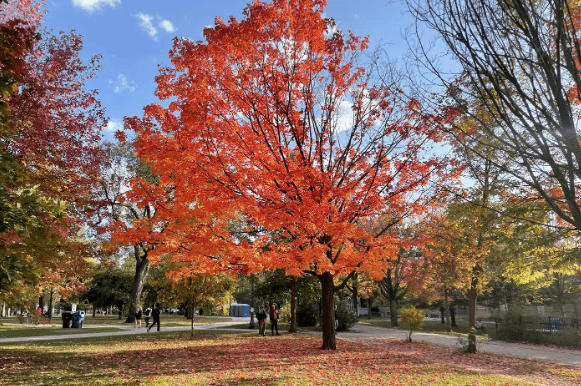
144;307;152;328
269;303;280;335
147;304;161;332
256;304;267;336
134;307;143;328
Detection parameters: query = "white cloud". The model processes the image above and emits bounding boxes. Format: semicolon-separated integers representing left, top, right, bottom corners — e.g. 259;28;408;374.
325;24;338;39
137;13;177;41
109;74;136;93
159;19;176;33
137;13;158;41
72;0;120;13
105;119;123;132
335;99;354;134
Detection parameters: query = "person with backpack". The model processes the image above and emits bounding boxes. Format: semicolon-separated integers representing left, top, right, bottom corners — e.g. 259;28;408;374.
144;307;152;328
256;304;267;336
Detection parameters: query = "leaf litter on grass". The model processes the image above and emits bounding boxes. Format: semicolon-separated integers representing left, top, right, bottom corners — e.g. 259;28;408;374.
1;332;581;385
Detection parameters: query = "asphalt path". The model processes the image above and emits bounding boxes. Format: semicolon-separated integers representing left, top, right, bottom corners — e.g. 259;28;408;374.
2;318;580;367
341;324;581;367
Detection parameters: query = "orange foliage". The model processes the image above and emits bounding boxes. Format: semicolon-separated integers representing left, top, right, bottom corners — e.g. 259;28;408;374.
120;0;452;281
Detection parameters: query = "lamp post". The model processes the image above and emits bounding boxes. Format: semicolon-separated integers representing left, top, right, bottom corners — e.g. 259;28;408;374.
249;276;255;329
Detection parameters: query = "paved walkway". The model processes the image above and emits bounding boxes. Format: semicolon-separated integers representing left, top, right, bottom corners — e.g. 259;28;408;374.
341;324;581;367
2;318;581;367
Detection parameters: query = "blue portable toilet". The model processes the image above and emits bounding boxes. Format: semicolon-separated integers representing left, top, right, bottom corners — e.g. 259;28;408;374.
229;303;250;317
238;304;250;317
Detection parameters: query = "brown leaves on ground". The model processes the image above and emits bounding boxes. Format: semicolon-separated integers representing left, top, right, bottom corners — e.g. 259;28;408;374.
1;332;580;385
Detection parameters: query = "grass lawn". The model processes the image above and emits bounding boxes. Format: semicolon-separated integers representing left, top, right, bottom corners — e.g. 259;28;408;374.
0;315;232;339
360;317;472;334
1;330;580;385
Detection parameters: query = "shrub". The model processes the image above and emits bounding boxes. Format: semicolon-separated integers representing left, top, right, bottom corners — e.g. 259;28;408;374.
400;306;424;342
493;311;542;344
296;303;318;327
279;303;291;323
335;300;358;332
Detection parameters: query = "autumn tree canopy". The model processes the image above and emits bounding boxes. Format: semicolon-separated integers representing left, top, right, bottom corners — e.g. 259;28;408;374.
0;0;106;308
123;0;453;349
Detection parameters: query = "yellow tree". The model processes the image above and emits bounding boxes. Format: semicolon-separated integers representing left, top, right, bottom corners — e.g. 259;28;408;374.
154;264;233;336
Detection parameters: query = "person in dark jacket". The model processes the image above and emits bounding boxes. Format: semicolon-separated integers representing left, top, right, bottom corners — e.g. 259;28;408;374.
256;304;267;336
147;304;161;332
269;303;280;335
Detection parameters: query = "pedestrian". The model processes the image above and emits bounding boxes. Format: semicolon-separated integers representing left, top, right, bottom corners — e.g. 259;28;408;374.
270;303;280;335
144;307;152;328
147;304;161;332
256;304;267;336
134;307;143;328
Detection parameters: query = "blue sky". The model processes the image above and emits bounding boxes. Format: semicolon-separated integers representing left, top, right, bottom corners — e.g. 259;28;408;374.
42;0;414;141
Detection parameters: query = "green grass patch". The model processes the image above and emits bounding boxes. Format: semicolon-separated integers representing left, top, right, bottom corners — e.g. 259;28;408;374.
0;315;236;338
1;330;579;385
0;325;121;338
359;317;471;334
2;314;231;326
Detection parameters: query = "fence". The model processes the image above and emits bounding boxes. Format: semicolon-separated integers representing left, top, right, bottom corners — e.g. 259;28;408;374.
495;316;580;333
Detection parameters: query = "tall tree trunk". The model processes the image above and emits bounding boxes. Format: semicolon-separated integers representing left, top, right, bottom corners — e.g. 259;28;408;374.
444;286;451;332
319;271;336;350
289;277;297;333
468;275;478;353
353;273;359;317
48;288;54;323
125;246;149;323
190;297;195;337
389;299;399;327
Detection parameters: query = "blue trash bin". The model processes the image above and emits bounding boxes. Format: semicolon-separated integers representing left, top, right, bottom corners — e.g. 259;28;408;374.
71;311;85;328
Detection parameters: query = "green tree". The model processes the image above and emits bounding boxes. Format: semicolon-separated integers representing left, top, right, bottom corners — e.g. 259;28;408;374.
79;268;133;314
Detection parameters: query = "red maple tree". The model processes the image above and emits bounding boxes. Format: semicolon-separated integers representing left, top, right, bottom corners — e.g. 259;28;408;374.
121;0;452;349
0;0;106;311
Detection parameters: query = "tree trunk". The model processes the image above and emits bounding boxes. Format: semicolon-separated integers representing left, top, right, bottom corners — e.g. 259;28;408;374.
467;276;478;353
48;288;54;323
289;277;297;333
319;271;336;350
191;298;195;337
444;286;451;331
389;299;399;327
353;274;359;317
125;246;149;324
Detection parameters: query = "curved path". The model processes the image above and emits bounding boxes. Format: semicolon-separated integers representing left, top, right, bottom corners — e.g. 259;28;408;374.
2;318;580;367
341;324;581;367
